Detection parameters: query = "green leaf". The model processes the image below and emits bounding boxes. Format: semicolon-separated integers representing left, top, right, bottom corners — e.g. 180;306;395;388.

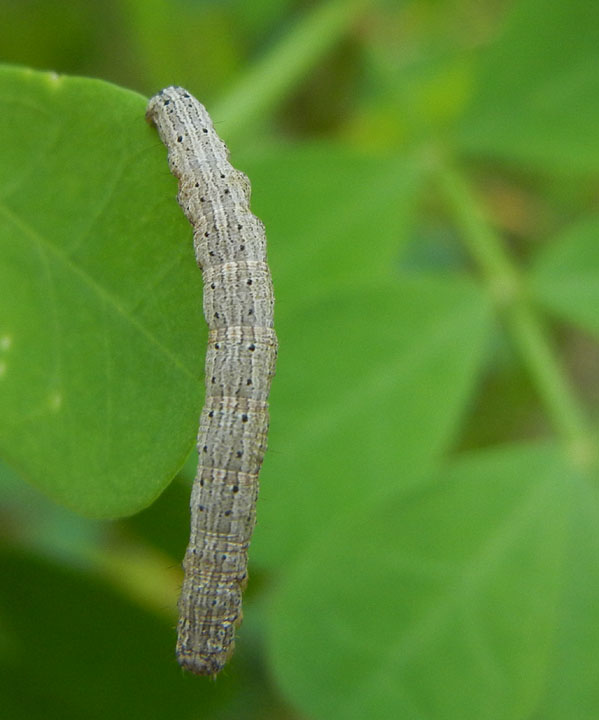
458;0;599;173
241;142;424;310
236;140;447;570
268;442;597;720
529;216;599;337
531;455;599;720
0;66;204;517
252;274;492;569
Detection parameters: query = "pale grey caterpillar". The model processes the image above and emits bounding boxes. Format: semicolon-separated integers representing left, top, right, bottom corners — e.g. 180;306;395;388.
146;87;277;675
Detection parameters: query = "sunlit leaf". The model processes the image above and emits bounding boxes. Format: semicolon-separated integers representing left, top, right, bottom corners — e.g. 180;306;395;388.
0;66;204;517
268;442;599;719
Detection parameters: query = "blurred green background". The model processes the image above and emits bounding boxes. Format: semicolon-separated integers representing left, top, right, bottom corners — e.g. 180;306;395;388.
1;1;599;718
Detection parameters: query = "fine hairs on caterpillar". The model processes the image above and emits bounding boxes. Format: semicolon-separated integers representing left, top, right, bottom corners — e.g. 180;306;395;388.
146;87;277;676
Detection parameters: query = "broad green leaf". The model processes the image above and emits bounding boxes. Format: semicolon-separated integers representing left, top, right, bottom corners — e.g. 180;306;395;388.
458;0;599;173
252;274;492;569
0;66;204;517
268;442;597;720
243;142;424;312
529;216;599;338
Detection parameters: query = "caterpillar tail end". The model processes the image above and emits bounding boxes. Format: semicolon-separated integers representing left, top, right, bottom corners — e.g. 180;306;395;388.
176;647;231;677
176;619;237;677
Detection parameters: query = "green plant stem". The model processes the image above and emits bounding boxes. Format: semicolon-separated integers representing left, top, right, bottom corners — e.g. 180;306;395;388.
214;0;368;140
437;162;592;459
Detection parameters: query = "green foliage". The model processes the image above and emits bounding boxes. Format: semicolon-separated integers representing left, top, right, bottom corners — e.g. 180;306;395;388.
254;275;492;569
269;442;597;720
0;67;204;516
0;546;283;719
530;216;599;336
1;1;599;719
458;0;599;173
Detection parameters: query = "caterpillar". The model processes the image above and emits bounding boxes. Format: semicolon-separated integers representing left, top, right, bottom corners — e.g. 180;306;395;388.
146;86;277;676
